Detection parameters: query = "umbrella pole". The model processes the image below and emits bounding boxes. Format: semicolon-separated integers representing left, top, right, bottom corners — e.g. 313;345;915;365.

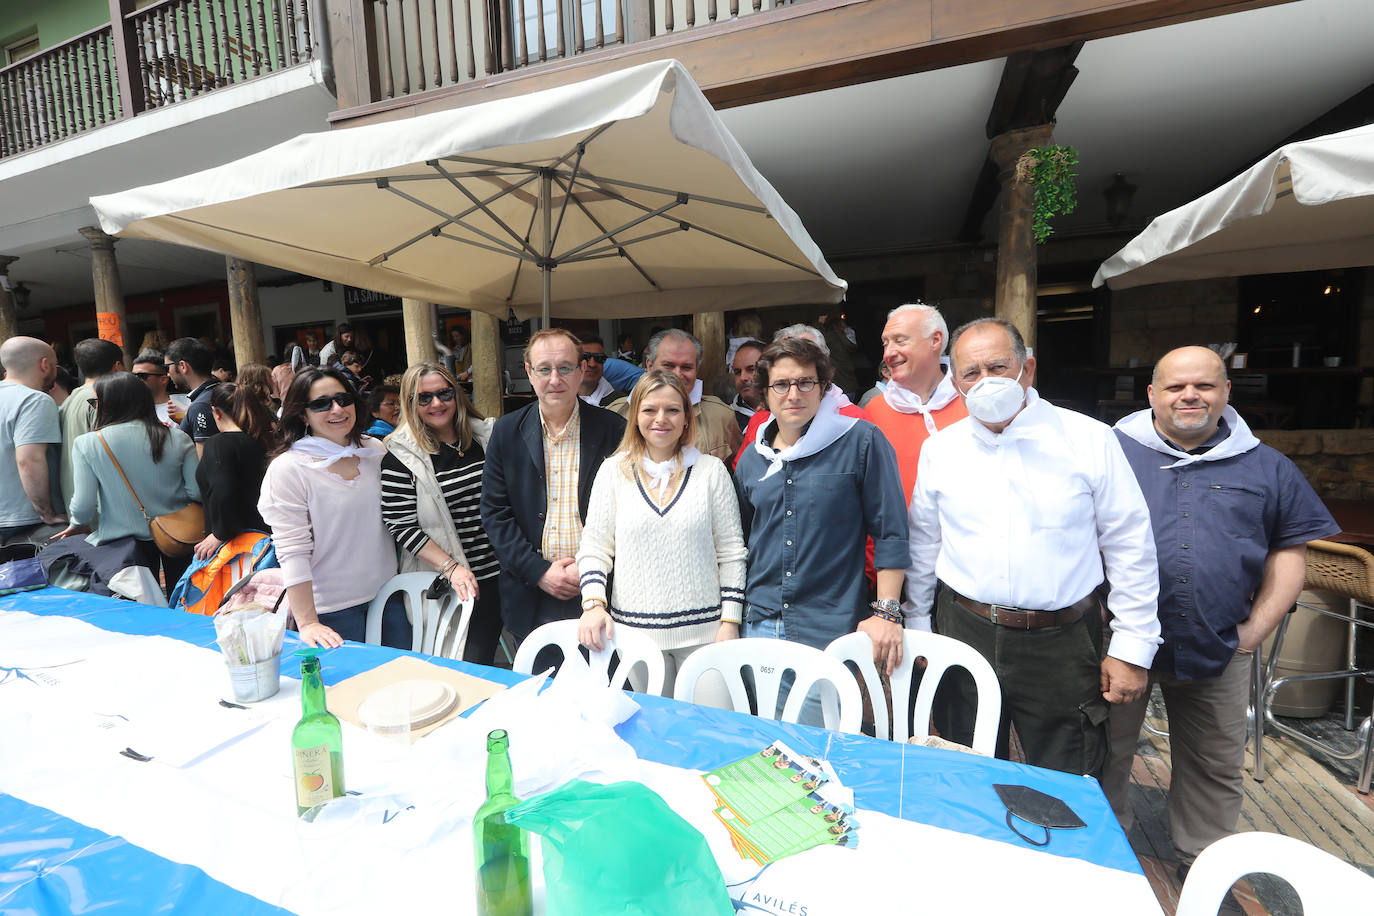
541;168;553;327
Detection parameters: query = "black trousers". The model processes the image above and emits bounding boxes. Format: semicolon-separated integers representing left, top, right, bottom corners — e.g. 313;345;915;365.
936;595;1110;778
461;581;504;666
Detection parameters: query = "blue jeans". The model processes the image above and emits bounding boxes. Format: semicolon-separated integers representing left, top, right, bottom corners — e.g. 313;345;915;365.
742;613;825;728
323;593;412;650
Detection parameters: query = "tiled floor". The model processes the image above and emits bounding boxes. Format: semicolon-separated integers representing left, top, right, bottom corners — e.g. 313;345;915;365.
1118;696;1374;915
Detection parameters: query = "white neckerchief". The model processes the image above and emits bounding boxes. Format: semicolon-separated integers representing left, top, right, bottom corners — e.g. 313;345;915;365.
882;370;959;434
579;376;615;406
731;396;757;419
291;435;384;469
1115;405;1260;469
689;379;703;406
752;396;858;481
639;446;700;498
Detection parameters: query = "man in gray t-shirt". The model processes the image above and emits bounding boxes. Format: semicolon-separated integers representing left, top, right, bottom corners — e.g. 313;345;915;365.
0;337;67;545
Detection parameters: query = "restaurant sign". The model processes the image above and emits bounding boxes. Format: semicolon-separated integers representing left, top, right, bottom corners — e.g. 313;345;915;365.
343;286;402;315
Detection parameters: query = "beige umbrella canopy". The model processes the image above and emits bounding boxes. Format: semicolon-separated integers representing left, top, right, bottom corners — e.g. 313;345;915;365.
1094;123;1374;290
91;59;845;322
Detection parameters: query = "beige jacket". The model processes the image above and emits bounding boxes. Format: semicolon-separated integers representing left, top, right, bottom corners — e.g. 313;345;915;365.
610;394;742;462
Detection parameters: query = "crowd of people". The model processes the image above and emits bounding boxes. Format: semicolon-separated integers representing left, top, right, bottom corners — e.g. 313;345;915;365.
0;300;1339;876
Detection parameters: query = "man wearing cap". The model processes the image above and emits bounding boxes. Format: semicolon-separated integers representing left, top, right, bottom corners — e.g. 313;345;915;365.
906;317;1161;775
1103;345;1337;877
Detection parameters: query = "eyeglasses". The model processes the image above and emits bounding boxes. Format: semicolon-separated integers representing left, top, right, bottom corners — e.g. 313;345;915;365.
416;387;456;406
305;391;357;413
581;352;607;364
767;377;819;395
530;365;578;378
133;371;166;380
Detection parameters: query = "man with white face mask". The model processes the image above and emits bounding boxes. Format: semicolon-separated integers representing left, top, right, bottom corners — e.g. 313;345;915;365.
905;317;1161;777
1103;346;1335;881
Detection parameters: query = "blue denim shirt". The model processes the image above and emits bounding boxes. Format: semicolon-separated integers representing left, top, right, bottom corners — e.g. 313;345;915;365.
1115;424;1337;679
735;420;908;650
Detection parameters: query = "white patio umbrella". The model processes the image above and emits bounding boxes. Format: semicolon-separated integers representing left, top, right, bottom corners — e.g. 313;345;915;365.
90;60;844;323
1093;122;1374;289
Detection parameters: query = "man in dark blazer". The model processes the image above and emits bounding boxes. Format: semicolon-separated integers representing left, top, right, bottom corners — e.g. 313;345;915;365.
480;328;627;641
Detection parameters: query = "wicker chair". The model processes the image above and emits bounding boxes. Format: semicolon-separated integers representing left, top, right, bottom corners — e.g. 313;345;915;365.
1258;539;1374;793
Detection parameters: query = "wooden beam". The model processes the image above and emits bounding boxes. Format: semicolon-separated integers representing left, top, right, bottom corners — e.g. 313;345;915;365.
106;0;144;119
402;297;438;366
79;227;133;368
329;0;1294;127
226;257;267;366
0;257;18;346
470;310;503;418
959;43;1081;244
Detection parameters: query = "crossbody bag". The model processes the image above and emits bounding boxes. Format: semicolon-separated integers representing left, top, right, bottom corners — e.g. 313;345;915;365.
97;432;206;556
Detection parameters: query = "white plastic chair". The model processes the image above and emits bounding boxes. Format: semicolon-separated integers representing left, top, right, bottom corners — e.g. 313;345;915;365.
1176;832;1374;916
673;638;863;733
825;630;1002;754
511;619;666;695
365;572;475;660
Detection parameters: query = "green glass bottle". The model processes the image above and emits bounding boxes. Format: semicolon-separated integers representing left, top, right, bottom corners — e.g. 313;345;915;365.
291;652;345;816
473;728;532;916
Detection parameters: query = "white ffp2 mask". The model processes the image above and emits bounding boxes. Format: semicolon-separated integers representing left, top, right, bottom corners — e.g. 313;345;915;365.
960;367;1025;424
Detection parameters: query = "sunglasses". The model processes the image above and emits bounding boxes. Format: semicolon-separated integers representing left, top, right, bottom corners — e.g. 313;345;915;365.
581;352;607;363
305;391;357;413
133;371;166;380
416;387;456;407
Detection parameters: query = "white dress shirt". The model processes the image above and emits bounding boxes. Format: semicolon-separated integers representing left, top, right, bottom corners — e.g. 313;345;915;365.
905;389;1161;668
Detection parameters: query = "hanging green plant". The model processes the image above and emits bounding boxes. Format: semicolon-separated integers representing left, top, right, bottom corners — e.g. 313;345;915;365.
1015;145;1079;244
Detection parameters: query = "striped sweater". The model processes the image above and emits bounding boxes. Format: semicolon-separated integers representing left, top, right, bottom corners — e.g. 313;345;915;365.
576;452;747;651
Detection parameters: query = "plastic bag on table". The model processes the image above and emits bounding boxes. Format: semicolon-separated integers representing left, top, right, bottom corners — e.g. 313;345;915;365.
505;779;734;916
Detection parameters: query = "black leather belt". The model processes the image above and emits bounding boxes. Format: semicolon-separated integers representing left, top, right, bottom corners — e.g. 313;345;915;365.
953;592;1097;629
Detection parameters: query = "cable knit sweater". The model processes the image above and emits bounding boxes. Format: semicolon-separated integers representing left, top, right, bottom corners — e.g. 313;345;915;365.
576;452;747;651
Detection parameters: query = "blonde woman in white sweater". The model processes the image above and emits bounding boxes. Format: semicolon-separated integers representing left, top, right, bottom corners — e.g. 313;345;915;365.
576;370;746;703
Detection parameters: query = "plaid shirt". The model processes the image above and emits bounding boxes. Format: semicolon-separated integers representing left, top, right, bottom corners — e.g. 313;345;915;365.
540;407;583;561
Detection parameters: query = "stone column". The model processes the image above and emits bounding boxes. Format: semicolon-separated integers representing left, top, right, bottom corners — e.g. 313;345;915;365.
693;311;726;397
78;226;133;366
470;310;503;418
402;297;437;367
0;257;19;346
989;124;1054;353
225;257;266;366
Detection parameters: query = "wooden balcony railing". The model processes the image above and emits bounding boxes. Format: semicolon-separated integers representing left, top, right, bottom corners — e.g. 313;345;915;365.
128;0;314;110
0;25;121;159
0;0;316;160
363;0;801;102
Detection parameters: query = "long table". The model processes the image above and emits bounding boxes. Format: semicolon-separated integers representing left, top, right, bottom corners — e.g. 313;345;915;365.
0;588;1161;915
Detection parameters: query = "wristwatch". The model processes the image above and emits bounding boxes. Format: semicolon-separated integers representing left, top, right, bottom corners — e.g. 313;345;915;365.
869;599;903;624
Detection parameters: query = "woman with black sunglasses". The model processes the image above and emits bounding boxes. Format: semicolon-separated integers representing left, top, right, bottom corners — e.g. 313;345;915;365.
257;368;409;649
380;362;502;663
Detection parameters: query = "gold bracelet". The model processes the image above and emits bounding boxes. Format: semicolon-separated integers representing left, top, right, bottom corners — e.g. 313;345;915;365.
581;598;607;612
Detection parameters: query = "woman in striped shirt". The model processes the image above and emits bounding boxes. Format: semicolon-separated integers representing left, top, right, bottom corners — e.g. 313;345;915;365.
381;362;502;664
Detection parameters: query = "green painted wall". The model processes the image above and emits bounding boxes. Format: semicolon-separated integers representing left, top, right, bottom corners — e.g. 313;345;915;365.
2;0;111;54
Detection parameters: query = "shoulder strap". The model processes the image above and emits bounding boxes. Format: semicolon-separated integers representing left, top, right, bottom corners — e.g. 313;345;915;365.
97;432;152;522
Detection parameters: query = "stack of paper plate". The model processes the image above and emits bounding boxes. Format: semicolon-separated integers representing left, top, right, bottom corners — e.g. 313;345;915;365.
357;679;458;732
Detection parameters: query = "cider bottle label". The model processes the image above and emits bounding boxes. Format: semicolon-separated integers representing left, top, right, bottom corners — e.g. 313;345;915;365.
293;743;336;809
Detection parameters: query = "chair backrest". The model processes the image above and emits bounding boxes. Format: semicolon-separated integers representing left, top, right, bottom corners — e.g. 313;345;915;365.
1176;831;1374;916
824;630;1001;753
673;638;862;733
365;573;474;659
511;619;665;695
1304;539;1374;603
